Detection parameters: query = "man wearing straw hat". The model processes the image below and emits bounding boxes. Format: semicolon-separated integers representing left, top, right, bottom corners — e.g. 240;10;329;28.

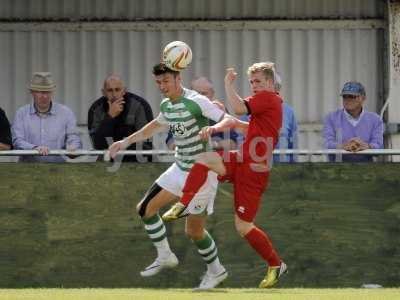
12;72;81;162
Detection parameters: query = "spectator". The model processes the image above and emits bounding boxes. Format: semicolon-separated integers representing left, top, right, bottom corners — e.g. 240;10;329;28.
273;73;298;162
12;72;82;162
0;107;12;150
88;74;153;162
166;76;238;151
238;73;298;162
323;81;383;162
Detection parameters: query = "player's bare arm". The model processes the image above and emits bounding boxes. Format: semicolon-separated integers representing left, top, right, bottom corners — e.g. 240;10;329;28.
233;119;249;134
199;115;248;140
108;119;165;158
224;68;248;115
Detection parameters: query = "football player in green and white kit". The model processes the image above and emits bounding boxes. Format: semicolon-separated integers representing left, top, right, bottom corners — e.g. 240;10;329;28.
109;63;232;290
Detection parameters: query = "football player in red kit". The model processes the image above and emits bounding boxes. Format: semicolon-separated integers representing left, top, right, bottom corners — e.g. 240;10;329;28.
163;62;287;288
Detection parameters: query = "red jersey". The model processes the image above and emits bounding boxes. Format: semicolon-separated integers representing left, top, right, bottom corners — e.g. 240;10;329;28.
242;91;282;163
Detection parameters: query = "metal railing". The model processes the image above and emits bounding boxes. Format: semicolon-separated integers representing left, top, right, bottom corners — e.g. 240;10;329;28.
0;149;400;160
0;150;174;156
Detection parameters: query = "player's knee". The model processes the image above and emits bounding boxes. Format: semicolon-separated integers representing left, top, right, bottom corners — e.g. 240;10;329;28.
235;218;253;237
136;199;154;218
235;225;247;237
137;202;156;219
137;183;162;218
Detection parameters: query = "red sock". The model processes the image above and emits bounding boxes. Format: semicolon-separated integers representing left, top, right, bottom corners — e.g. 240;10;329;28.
181;163;210;206
244;227;281;267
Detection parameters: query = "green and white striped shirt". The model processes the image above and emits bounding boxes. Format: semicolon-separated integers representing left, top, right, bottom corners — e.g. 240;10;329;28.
156;88;224;171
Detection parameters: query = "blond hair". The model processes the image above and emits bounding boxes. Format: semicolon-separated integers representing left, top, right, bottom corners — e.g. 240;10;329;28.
247;62;276;82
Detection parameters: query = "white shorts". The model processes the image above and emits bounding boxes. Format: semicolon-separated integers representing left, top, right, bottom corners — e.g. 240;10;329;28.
155;163;218;215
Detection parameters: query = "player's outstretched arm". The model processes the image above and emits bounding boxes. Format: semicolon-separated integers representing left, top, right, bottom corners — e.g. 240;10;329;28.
109;119;164;158
234;119;249;134
212;115;249;133
199;115;248;140
225;68;248;115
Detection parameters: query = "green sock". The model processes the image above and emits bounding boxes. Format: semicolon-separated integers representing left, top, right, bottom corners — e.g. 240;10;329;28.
143;214;171;257
194;231;224;274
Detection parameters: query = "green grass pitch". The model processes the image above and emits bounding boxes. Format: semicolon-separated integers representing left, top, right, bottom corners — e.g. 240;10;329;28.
0;288;399;300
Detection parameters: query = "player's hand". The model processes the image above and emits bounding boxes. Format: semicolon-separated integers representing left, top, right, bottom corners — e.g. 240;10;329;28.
35;146;50;155
199;126;216;140
224;68;237;86
108;98;125;118
108;140;127;159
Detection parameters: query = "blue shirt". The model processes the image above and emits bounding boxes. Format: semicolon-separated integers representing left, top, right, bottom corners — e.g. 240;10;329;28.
12;102;82;162
238;102;298;163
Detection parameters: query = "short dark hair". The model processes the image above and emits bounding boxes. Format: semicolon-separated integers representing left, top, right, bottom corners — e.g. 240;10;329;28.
152;63;179;76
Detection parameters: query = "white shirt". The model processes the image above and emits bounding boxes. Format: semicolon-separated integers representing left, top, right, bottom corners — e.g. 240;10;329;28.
343;107;365;127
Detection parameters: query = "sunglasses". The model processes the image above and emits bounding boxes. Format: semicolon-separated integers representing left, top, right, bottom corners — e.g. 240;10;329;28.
342;95;357;99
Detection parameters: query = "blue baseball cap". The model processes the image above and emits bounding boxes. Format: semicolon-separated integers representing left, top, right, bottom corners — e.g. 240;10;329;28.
340;81;366;97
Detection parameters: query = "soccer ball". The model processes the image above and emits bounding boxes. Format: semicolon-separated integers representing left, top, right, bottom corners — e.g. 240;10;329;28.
162;41;192;71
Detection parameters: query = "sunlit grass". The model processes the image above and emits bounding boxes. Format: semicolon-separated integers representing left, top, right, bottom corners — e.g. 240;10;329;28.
0;288;399;300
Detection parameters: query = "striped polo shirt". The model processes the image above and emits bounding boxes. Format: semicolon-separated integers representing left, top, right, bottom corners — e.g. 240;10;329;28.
156;88;224;171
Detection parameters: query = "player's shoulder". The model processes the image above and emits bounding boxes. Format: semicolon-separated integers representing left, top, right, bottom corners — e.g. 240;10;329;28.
271;91;283;102
250;90;280;101
182;88;210;104
256;91;283;110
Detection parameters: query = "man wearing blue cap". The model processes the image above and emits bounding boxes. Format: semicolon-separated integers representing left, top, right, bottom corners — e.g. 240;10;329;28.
323;81;383;162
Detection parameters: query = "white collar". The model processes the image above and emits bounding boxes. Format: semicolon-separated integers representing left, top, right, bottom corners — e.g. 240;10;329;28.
343;107;364;126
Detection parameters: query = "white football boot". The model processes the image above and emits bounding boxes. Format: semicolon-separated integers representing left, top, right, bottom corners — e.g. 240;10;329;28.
193;269;228;291
140;252;179;277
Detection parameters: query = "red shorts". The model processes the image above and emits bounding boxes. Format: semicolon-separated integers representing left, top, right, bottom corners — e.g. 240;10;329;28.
217;151;270;222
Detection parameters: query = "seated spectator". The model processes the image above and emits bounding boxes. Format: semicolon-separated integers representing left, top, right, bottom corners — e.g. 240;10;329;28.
0;107;12;150
237;72;298;163
88;74;153;162
166;76;238;151
12;72;82;162
323;81;383;162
